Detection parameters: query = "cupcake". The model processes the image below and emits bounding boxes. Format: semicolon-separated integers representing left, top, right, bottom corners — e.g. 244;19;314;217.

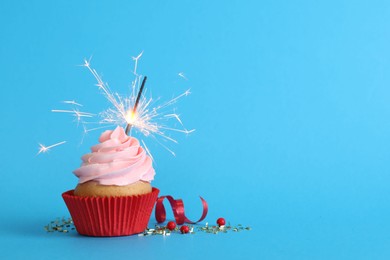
62;126;159;237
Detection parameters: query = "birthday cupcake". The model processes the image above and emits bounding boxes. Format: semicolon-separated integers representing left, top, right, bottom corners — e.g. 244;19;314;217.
62;126;159;237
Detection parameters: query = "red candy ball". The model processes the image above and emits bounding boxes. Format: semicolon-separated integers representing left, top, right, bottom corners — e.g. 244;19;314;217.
217;217;226;226
166;221;176;231
180;225;190;234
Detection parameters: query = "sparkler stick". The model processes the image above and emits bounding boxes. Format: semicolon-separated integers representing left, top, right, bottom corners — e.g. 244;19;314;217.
125;76;147;135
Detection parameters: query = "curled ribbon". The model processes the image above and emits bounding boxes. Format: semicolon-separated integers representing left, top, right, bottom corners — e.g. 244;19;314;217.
155;195;208;225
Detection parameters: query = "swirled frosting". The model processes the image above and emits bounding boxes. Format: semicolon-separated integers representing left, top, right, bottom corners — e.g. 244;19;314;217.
73;126;155;186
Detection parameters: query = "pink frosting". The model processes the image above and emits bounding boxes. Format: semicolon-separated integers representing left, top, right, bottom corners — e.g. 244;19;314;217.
73;126;155;186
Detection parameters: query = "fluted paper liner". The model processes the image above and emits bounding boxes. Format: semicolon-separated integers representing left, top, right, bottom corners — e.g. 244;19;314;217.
62;188;159;237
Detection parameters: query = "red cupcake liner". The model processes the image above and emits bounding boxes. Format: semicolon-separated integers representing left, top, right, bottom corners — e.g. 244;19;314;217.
62;188;159;237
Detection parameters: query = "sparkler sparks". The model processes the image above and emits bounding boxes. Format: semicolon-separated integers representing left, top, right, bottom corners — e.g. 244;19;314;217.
52;109;95;119
62;100;83;106
37;141;66;155
44;52;194;156
178;72;188;80
132;51;143;75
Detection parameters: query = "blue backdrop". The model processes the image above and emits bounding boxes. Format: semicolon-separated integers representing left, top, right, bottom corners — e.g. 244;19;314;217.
1;0;390;259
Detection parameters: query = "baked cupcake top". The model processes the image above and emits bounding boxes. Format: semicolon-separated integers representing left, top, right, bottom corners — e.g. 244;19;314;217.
73;126;155;186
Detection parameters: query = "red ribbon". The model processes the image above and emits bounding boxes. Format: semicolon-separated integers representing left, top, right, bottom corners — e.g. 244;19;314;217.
155;195;208;225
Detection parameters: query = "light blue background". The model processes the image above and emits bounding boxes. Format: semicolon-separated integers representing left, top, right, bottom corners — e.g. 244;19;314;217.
1;0;390;259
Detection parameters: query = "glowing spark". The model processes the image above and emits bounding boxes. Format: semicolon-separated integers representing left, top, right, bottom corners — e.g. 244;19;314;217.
83;125;111;133
80;56;92;68
51;109;95;117
178;72;188;80
62;100;83;106
141;140;154;162
165;113;183;126
37;141;66;155
132;51;143;75
52;109;95;125
151;135;176;157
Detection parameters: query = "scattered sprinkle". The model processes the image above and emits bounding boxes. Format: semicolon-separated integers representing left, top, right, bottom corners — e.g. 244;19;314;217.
139;222;251;236
196;221;251;234
44;217;75;233
138;225;188;236
45;217;250;236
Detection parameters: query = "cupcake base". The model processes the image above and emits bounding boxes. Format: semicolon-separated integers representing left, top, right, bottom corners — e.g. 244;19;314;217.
62;187;159;237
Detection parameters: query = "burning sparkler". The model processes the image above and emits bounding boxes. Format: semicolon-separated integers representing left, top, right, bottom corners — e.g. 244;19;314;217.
125;76;147;135
42;52;194;156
